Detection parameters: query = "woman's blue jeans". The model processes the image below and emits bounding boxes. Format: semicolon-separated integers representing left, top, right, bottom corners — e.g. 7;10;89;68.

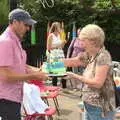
84;102;114;120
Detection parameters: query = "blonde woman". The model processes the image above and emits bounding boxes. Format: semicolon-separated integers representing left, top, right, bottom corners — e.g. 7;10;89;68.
64;24;115;120
47;22;65;51
47;22;66;88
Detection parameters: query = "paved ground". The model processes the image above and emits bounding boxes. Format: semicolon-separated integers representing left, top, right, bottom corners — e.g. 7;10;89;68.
22;80;84;120
48;88;83;120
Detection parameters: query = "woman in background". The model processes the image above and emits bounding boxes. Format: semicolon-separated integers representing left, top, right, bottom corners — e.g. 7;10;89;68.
47;22;67;88
67;28;85;90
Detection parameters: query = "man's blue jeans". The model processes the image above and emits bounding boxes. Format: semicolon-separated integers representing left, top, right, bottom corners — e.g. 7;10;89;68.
84;102;114;120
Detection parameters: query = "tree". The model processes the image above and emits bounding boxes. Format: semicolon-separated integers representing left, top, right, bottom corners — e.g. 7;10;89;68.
18;0;120;45
18;0;120;61
0;0;9;24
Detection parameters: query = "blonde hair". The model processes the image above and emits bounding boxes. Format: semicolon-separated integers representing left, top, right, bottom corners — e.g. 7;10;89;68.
80;24;105;47
49;22;61;33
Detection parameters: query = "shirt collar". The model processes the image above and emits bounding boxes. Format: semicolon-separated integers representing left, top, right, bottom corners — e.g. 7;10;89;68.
5;25;21;44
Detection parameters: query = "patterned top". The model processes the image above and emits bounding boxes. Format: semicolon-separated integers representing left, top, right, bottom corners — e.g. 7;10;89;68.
80;47;116;116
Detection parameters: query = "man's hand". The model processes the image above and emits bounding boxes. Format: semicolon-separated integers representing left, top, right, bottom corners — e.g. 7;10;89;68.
32;71;50;81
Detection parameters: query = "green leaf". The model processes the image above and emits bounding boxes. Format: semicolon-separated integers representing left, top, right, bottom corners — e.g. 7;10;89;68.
0;0;9;24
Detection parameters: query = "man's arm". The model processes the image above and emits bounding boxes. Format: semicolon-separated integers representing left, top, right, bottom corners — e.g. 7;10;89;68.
0;66;48;82
26;64;41;73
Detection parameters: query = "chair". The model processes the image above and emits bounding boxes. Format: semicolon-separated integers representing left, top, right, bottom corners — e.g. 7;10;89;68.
23;106;56;120
40;90;60;115
23;83;56;120
30;80;61;115
30;79;60;91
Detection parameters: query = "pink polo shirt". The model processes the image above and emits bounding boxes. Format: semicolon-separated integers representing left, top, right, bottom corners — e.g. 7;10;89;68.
0;26;27;103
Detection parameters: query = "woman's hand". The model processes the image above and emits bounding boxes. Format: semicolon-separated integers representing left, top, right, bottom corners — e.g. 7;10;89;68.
61;41;66;48
66;72;77;79
66;72;83;82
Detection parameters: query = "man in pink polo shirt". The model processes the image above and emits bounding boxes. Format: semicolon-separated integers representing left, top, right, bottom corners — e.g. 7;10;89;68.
0;8;48;120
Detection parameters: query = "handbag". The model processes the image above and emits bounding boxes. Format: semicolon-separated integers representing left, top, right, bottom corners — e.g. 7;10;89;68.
113;80;120;107
111;61;120;107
